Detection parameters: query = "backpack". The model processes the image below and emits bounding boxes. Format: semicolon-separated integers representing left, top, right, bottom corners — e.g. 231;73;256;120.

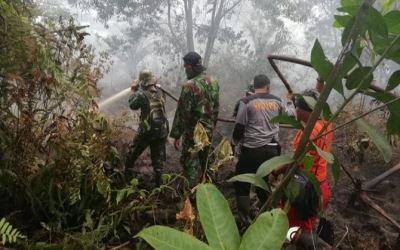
142;89;169;138
291;170;319;220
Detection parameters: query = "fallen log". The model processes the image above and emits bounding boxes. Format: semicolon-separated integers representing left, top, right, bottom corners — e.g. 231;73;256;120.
364;162;400;190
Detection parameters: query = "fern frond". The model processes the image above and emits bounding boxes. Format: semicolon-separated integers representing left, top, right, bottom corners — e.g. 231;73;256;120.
0;218;26;245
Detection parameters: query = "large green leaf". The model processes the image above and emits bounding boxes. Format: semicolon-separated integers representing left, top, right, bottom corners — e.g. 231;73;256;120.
227;174;270;192
386;70;400;91
312;142;334;164
239;209;288;250
384;10;400;34
136;225;212;250
271;115;303;129
346;67;373;90
355;118;392;162
301;154;314;172
382;0;396;14
373;34;400;64
367;6;388;39
256;155;294;178
366;91;400;135
337;5;361;16
196;184;240;250
340;51;359;77
333;15;352;28
340;0;362;7
311;39;334;80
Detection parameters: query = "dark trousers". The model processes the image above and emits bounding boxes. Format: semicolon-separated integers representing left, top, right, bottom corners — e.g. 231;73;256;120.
234;144;280;203
125;135;166;175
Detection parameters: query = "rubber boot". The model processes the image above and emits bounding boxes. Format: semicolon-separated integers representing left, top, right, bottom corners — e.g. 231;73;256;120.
155;170;162;186
236;196;252;226
295;231;332;250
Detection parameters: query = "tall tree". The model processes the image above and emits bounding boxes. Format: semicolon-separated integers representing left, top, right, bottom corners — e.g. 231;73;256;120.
69;0;243;67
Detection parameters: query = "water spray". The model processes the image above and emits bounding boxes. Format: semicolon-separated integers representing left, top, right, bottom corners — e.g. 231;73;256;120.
98;87;131;109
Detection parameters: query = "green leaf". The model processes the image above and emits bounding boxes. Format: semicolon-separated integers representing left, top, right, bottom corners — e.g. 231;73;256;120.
387;113;400;134
301;154;314;172
386;70;400;91
367;6;388;39
355;118;392;162
373;34;400;64
366;91;400;135
311;39;334;80
304;96;317;110
116;189;126;205
321;103;333;121
334;15;352;28
301;170;322;196
384;11;400;34
256;155;294;178
341;17;365;46
382;0;396;14
227;174;270;192
312;142;334;164
340;0;362;7
332;153;341;185
286;177;300;203
271;115;303;129
136;225;211;250
239;209;288;250
337;5;361;16
196;184;240;250
346;67;373;90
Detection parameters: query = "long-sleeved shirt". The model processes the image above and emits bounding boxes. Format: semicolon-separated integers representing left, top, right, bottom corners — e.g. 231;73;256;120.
170;73;219;139
232;92;296;148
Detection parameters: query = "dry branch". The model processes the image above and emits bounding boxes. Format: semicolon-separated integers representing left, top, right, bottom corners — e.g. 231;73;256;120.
364;162;400;190
359;192;400;231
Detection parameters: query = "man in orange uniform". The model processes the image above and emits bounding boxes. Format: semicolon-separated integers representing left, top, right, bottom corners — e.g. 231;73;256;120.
288;89;333;249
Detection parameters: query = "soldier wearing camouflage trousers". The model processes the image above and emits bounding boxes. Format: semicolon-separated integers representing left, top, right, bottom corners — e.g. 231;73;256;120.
126;70;169;186
170;52;219;187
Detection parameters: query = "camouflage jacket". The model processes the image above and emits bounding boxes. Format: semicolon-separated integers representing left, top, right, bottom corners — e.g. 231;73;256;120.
170;73;219;139
129;87;168;138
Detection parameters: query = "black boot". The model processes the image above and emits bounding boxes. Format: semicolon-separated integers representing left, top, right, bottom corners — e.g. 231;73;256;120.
236;196;252;226
295;231;332;250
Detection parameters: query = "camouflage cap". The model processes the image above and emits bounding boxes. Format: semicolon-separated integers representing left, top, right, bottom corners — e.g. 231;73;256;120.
138;69;155;86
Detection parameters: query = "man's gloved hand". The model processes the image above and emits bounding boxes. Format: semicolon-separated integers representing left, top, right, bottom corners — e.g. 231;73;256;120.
131;79;139;92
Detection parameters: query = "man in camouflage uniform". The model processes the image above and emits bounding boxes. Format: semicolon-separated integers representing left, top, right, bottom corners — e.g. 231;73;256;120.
126;69;169;186
170;51;219;187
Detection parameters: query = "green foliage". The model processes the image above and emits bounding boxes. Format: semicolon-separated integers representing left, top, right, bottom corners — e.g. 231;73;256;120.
310;39;343;94
137;184;288;250
355;118;393;163
256;155;294;177
137;226;212;250
386;70;400;91
384;10;400;34
271;115;304;129
239;209;288;250
196;184;240;250
228;174;270;192
311;142;334;164
311;39;334;81
0;218;26;245
346;66;373;90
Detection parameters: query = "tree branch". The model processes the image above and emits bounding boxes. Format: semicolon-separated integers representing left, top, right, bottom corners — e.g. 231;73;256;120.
222;0;242;18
